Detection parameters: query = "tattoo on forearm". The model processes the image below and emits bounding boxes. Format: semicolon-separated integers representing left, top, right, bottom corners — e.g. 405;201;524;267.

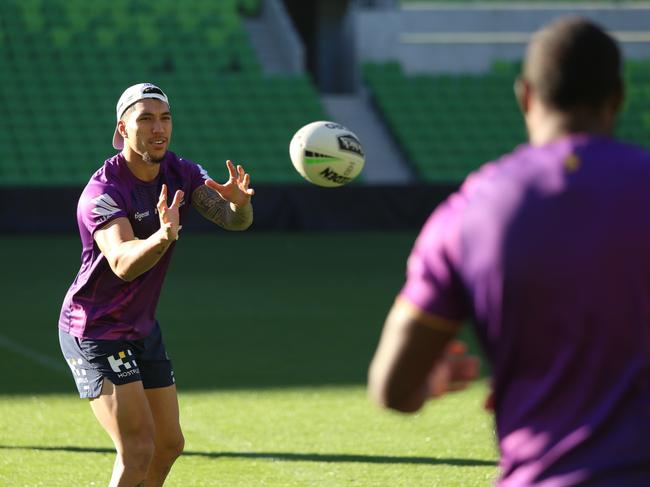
192;186;252;230
192;185;227;224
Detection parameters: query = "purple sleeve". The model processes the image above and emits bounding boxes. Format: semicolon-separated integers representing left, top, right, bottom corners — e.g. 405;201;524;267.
78;185;128;236
188;161;211;195
399;194;468;322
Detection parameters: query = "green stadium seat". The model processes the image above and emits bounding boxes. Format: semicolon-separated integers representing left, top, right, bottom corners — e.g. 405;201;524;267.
364;60;650;182
0;0;326;186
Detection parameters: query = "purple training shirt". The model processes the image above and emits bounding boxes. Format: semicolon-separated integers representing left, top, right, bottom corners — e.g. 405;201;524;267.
59;151;208;340
401;135;650;485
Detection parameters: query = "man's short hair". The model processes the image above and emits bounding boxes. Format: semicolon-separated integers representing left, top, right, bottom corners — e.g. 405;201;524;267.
524;17;622;111
120;104;137;122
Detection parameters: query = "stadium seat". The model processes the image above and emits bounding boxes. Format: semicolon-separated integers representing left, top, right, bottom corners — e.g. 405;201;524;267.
0;0;323;186
363;60;650;182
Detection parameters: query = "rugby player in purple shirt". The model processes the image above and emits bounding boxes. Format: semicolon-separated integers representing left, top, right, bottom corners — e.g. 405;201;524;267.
58;83;254;486
369;17;650;486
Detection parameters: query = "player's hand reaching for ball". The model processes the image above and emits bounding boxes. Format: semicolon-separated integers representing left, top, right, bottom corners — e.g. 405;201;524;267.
158;184;184;241
204;160;255;208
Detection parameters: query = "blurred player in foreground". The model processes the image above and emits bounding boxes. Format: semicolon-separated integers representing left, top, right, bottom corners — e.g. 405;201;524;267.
369;17;650;485
58;83;254;486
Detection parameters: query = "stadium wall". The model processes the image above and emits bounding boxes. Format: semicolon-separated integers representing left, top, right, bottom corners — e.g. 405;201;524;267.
357;3;650;73
247;0;305;73
0;185;457;233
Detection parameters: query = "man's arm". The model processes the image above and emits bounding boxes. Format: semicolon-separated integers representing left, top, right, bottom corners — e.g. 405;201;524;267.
368;297;478;413
191;160;254;231
94;218;174;281
94;185;183;282
191;185;253;231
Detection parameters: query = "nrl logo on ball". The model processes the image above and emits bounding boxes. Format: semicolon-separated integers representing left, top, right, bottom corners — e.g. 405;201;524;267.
338;135;364;157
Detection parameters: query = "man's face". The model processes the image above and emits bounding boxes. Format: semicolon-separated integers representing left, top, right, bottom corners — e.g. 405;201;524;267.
121;98;172;163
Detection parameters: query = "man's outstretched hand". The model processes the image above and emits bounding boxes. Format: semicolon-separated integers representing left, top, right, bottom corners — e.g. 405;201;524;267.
205;160;255;208
157;184;184;241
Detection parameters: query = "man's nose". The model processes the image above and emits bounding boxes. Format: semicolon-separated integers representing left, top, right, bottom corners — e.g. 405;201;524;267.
152;119;164;133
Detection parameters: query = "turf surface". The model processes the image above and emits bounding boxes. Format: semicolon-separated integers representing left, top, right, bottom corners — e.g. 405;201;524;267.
0;233;498;485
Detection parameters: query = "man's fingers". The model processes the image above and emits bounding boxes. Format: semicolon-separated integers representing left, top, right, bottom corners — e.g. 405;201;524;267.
205;178;224;192
452;356;480;382
242;173;255;195
427;351;480;399
158;184;168;207
446;340;479;381
204;166;255;202
170;190;184;209
240;169;255;197
226;160;237;179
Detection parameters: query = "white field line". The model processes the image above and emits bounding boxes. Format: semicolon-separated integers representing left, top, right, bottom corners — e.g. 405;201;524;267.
0;333;68;374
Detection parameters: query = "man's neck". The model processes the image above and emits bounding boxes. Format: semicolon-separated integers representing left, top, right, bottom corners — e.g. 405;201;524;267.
122;149;162;182
527;102;615;146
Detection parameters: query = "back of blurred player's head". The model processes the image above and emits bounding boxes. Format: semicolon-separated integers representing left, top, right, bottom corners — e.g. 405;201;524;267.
523;17;622;112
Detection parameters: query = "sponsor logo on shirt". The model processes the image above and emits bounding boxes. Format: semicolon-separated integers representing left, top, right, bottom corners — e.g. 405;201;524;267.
134;210;150;222
107;350;140;378
91;193;121;225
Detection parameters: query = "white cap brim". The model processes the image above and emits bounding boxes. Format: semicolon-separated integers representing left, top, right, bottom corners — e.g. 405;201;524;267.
112;126;124;150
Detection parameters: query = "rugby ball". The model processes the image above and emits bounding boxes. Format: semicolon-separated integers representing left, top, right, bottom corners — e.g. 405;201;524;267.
289;121;365;187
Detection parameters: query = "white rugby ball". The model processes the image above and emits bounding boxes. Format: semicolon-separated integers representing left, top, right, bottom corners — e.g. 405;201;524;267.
289;121;365;187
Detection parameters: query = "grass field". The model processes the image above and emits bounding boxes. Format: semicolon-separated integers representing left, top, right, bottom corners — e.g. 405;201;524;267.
0;233;498;486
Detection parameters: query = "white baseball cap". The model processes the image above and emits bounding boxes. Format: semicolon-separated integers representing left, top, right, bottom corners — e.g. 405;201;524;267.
112;83;170;150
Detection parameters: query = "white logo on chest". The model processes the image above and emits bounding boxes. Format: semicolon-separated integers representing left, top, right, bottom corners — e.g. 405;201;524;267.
134;210;151;222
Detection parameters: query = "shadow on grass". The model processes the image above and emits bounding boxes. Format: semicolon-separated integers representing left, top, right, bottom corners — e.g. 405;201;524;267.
0;444;497;467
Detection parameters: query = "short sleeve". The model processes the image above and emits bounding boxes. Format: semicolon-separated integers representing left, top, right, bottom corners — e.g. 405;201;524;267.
188;162;211;195
78;186;127;235
399;195;469;322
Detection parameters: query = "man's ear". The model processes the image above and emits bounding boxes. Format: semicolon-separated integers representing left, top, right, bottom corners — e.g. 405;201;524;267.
117;119;128;139
514;76;531;115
